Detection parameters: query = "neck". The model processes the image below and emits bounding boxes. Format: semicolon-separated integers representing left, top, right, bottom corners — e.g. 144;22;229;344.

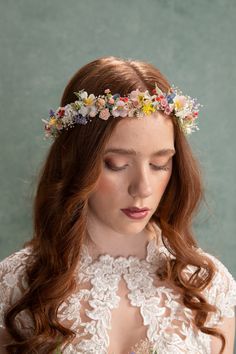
85;220;160;260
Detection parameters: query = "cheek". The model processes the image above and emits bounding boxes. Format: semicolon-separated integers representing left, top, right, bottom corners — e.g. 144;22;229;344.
93;174;120;196
156;168;172;194
160;175;171;191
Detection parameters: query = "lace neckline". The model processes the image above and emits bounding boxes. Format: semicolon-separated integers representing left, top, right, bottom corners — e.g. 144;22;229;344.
78;224;168;270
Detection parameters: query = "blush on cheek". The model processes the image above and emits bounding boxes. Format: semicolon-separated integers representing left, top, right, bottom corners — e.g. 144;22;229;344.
94;176;118;194
158;170;172;194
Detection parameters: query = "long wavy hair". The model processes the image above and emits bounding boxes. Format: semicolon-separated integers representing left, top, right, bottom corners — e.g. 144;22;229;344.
4;56;225;353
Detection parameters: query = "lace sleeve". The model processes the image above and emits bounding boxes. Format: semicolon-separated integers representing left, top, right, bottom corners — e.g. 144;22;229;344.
0;247;33;329
201;252;236;327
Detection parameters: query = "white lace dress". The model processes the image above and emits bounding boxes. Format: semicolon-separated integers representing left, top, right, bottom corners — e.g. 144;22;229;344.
0;231;236;354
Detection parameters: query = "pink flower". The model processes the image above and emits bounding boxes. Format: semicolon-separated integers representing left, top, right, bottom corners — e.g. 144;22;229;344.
104;89;111;94
132;100;140;108
160;98;168;108
99;108;110;120
112;100;128;117
57;123;63;130
108;98;115;104
185;115;193;122
164;106;172;115
129;89;143;108
96;98;106;109
129;89;142;100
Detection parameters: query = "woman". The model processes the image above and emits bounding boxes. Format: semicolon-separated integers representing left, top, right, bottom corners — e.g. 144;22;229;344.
0;56;235;353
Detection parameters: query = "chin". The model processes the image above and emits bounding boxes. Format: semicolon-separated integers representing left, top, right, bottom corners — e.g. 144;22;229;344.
115;222;148;236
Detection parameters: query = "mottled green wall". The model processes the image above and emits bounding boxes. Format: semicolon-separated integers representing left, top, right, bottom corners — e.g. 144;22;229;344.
0;0;235;286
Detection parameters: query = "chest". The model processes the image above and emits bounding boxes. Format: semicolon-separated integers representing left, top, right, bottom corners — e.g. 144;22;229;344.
107;278;149;353
56;270;210;354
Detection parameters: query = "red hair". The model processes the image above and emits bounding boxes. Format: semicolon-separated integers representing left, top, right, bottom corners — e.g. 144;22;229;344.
4;56;225;353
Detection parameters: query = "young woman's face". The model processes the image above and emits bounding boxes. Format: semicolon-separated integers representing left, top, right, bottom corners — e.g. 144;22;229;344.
88;112;175;236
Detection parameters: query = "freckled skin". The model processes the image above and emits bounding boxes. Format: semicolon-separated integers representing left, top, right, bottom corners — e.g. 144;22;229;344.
86;112;175;257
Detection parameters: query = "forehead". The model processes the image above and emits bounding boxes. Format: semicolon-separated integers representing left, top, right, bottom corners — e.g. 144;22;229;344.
104;112;175;156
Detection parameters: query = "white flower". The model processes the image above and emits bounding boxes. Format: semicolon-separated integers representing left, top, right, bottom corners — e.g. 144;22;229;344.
3;273;18;287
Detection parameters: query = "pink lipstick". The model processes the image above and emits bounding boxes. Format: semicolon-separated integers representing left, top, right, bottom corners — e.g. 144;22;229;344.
121;207;150;220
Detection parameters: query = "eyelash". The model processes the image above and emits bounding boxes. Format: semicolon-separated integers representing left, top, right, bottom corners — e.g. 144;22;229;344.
104;161;170;172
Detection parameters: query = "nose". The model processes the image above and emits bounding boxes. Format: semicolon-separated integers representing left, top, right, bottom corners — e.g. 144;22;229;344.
128;166;153;199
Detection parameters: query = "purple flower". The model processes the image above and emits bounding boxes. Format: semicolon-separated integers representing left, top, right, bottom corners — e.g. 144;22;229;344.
74;114;88;125
49;109;55;117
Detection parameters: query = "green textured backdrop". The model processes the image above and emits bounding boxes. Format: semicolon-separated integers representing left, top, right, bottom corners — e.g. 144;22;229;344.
0;0;235;288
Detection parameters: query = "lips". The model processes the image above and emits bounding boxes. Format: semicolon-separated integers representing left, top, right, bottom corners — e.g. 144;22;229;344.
122;207;150;212
121;208;150;220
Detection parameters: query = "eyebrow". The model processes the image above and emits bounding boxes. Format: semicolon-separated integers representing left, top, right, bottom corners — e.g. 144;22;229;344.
104;148;176;157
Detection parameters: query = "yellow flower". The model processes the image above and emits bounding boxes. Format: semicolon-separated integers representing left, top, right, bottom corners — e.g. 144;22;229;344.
142;102;155;115
83;94;96;106
174;101;183;110
138;94;145;104
49;118;56;126
173;95;186;111
83;97;94;105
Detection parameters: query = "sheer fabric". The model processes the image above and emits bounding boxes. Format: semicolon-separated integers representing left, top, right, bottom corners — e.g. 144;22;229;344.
0;228;236;353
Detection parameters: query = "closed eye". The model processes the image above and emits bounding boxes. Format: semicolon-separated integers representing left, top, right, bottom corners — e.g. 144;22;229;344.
104;161;170;171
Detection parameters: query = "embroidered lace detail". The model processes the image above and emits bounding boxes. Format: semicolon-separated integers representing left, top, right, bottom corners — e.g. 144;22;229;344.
198;249;236;327
0;247;34;334
129;338;153;353
0;233;236;354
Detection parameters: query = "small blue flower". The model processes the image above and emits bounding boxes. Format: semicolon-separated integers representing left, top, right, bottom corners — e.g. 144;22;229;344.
166;93;175;103
74;114;88;125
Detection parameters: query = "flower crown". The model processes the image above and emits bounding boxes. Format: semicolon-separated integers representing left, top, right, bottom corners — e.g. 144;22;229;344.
42;83;201;139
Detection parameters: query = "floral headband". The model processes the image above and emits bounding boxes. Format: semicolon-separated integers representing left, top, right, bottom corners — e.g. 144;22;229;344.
42;83;201;139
